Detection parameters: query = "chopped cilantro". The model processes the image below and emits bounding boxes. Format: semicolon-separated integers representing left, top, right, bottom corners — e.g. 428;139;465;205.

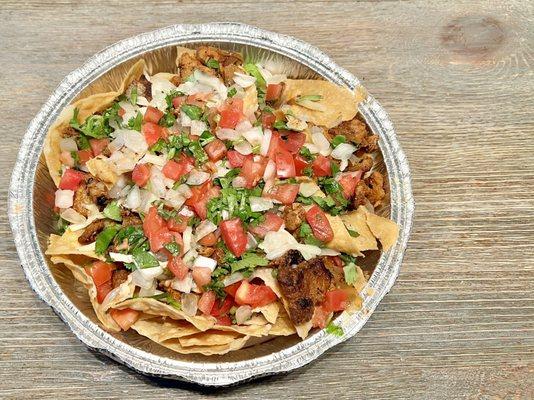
159;111;176;128
199;131;216;147
113;226;149;254
273;120;288;130
70;103;122;139
151;293;181;309
206;185;264;225
299;146;315;162
243;63;266;90
203;280;226;299
325;322;344;336
127;112;143;132
331;135;346;147
302;167;314;177
103;201;122;222
343;263;358;285
164;241;181;256
340;253;357;264
130;86;138;105
181;104;203;120
132;248;159;269
54;214;69;235
165;90;184;110
205;58;220;69
214;168;241;189
299;222;324;247
75;134;91;150
230;252;269;276
95;225;120;255
227;87;237;97
188;140;208;164
347;228;359;238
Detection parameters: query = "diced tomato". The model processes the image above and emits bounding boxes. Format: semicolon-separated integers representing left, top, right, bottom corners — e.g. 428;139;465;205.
261;112;276;129
143;106;164;124
168;256;189;280
142;122;165;146
234;281;277;309
266;184;299;205
323;289;350;312
59;168;86;191
312;155;332;177
132;163;151;187
219;98;243;129
59;151;75;167
96;281;113;304
338;171;363;199
215;315;232;326
311;305;331;329
86;261;114;287
148;229;174;253
118;107;126;117
330;256;343;268
248;212;284;238
198;291;216;315
283;132;306;154
266;83;283;102
204;138;227;162
224;281;242;298
274;149;296;178
192;267;212;288
240;156;266;188
210;296;234;317
198;232;218;246
77;149;93;165
186;93;213;107
143;207;166;236
89;138;109;156
167;215;190;233
293;155;309;176
185;181;220;219
227;150;251;168
267;132;283;159
305;205;334;242
110;308;140;331
172;96;186;109
220;218;248;257
162;155;194;181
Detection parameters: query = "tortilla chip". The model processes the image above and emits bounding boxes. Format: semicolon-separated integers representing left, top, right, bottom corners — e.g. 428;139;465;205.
175;46;196;67
268;308;296;336
159;336;251;356
326;214;367;256
86;157;118;187
295;320;313;339
131;317;200;342
340;207;379;253
280;79;364;128
243;85;259;118
115;297;216;332
254;302;279;324
252;268;282;297
365;211;399;251
44;59;146;187
178;330;242;347
46;228;105;260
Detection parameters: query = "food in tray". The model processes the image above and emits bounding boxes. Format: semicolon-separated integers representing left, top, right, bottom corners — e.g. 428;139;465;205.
44;45;398;355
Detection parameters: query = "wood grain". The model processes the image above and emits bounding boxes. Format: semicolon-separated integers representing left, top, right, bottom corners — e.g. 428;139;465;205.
1;0;533;399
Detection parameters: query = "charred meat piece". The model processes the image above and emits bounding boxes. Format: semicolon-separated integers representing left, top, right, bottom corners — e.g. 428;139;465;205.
353;171;386;208
121;209;142;227
62;126;78;138
328;116;378;153
178;52;214;81
283;203;306;233
78;219;109;244
196;45;244;85
348;153;374;174
72;184;93;217
197;246;215;257
72;177;110;217
321;256;345;288
268;249;304;269
129;75;152;102
277;256;333;325
211;247;226;264
111;269;129;288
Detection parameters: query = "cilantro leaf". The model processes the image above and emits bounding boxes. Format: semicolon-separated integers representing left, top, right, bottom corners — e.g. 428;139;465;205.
95;225;120;255
103;201;122;222
132;248;159;269
299;146;315;162
130;86;138;105
230;252;269;275
199;130;216;147
164;241;181;256
343;263;357;285
127;112;143;132
273;120;288;130
243;63;266;90
331;135;346;147
227;87;237;97
206;58;220;69
181;104;203;120
347;228;359;238
325;322;344;336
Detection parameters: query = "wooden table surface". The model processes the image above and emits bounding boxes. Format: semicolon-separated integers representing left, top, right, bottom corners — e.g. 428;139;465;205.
1;1;533;399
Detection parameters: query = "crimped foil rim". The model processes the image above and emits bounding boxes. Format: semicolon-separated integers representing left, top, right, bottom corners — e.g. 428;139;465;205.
8;22;414;386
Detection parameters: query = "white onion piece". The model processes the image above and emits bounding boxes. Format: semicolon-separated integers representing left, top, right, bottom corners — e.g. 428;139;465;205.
109;252;134;263
118;100;139;123
109;174;129;198
260;128;272;156
190;120;207;136
131;266;163;289
246;232;258;250
319;248;341;256
223;272;244;287
232;176;248;188
195;220;217;241
175;184;192;199
180;110;193;127
331;143;358;160
139;190;158;213
303;143;319;154
138;284;161;298
340;159;348;171
182;226;193;254
136;96;150;106
221;210;230;220
150;77;177;111
108;134;125;152
259;228;321;260
59;137;78;152
124;185;141;209
250;197;274;212
179;206;195;217
214;161;230;178
55;189;74;209
181;293;199;316
193;256;217;271
234;140;252;155
171;274;194;293
311;127;331;156
299;181;321;197
216;128;240;141
194;70;227;99
164;189;186;209
60;208;86;224
235;305;253;325
114;129;148;154
186;170;210;185
236;120;253;132
183;248;198;266
149;167;167;197
242;126;263;146
233;72;256;88
139;153;166;167
263;160;276;181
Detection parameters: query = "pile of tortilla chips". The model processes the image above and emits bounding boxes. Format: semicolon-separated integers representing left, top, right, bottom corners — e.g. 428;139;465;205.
44;47;398;355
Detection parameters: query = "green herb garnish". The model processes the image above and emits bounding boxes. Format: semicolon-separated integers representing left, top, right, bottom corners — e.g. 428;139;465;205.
206;58;220;69
95;225;120;255
181;104;204;120
164;241;181;256
132;248;159;269
227;87;237;97
331;135;346;147
103;201;122;222
343;263;357;285
325;322;344;336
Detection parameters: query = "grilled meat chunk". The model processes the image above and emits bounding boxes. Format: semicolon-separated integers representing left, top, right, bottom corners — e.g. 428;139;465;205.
353;171;386;208
128;75;152;102
178;51;214;80
111;269;129;288
197;246;215;257
78;219;109;244
195;45;243;85
348;153;374;174
276;255;333;325
121;209;142;227
268;249;304;269
328;116;378;153
73;177;110;217
282;203;306;233
62;126;78;138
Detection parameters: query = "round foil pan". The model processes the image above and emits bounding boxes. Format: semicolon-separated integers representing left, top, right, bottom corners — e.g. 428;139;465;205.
8;23;414;386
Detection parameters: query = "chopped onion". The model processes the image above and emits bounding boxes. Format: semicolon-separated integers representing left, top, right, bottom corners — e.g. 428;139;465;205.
179;206;195;217
216;128;240;141
193;256;217;271
60;208;86;224
131;266;163;289
183;248;198;266
182;226;193;254
303;143;319;154
250;196;274;212
236;120;253;132
139;153;166;167
194;70;228;99
263;160;276;181
259;228;321;260
139;189;158;213
136;96;150;106
340;159;348;171
181;293;199;316
109;252;134;263
235;305;253;324
234;140;252;155
232;176;247;188
114;129;148;154
180;110;193;127
233;72;256;88
55;189;74;209
223;272;244;287
164;189;186;209
190;120;207;136
118;100;139;123
246;232;258;250
260;129;272;156
299;181;321;197
186;170;210;185
311;127;331;156
124;185;141;209
150;77;177;111
149;167;167;197
109;174;129;198
175;184;192;199
59;137;78;152
319;248;341;256
108;134;125;152
214;161;230;178
195;220;217;241
242;126;263;146
138;284;161;298
331;143;358;160
171;274;194;293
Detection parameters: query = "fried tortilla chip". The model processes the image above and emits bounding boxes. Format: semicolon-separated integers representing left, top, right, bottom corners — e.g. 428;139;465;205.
365;210;399;251
340;207;379;253
86;157;118;187
131;317;201;342
46;228;105;260
44;60;146;187
159;336;251;356
268;307;296;336
178;330;242;347
280;79;364;128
